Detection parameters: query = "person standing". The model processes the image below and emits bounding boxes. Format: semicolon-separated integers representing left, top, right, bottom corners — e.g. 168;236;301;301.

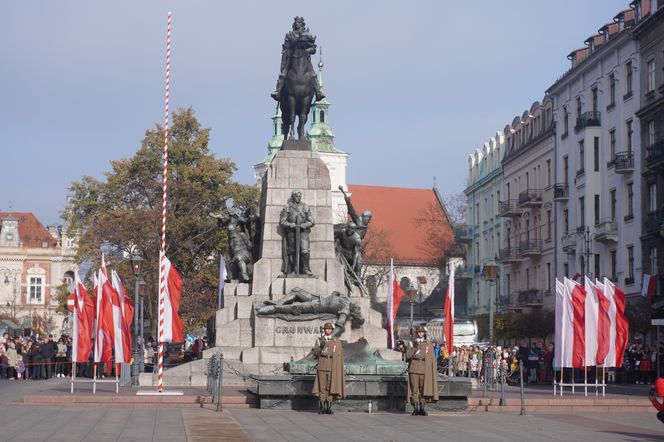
404;326;439;416
312;322;345;414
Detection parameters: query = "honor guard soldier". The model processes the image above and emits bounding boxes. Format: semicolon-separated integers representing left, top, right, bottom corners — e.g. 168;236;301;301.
405;326;439;415
312;322;346;414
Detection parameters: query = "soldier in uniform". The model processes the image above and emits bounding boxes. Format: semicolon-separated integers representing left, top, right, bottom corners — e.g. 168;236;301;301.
312;322;346;414
405;326;439;415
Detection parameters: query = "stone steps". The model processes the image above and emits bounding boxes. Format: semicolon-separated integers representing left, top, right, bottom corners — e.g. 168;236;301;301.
467;396;655;413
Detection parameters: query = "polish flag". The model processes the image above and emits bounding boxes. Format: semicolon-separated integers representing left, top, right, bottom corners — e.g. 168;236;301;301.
594;280;611;366
605;278;629;368
642;274;657;297
94;259;115;363
554;279;564;369
560;278;575;367
566;277;586;368
444;265;456;355
597;279;617;368
111;270;134;363
386;258;404;348
162;256;184;343
584;277;600;366
72;272;95;363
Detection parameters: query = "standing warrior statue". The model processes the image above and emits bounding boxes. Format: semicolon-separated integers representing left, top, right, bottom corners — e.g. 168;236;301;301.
280;191;315;276
211;207;255;282
403;326;439;416
271;16;325;139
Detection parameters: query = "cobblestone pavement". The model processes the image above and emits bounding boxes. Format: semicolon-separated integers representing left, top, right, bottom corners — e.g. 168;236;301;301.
1;379;663;442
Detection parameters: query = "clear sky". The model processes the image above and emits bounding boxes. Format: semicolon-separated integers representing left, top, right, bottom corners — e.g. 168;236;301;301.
1;0;629;225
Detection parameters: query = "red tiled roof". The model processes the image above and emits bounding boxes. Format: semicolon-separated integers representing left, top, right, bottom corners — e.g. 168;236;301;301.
346;185;454;266
0;212;57;248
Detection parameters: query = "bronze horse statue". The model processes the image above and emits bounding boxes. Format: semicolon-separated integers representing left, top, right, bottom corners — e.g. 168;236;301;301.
271;17;325;140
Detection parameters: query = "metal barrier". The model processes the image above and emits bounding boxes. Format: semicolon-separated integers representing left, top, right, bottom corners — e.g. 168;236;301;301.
206;352;224;412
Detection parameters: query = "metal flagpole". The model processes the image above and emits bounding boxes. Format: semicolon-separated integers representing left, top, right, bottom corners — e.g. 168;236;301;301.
156;11;172;393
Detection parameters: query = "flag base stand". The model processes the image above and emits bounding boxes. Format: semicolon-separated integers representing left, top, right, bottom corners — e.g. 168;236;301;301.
136;390;184;396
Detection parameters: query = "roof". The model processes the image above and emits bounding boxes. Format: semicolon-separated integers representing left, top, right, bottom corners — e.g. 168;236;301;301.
346;185;454;266
0;212;57;248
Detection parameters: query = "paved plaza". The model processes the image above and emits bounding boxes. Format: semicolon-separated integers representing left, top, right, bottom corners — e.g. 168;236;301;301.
1;379;664;442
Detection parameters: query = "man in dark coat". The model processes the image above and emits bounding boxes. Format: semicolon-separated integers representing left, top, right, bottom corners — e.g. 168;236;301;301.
312;322;345;414
405;326;439;416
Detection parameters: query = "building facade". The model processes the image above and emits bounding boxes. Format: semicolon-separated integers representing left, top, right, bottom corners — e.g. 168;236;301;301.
464;133;506;317
635;1;664;295
548;8;642;297
0;213;77;336
499;98;556;313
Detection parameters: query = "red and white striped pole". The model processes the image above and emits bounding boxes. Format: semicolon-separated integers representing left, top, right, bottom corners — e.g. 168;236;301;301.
157;11;172;393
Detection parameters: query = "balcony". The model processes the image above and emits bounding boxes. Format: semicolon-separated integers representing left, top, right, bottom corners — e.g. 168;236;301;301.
644;212;664;234
613;151;634;174
574;111;601;132
499;247;523;264
519;239;543;257
499;199;522;217
517;289;544;306
646;140;664;169
561;233;577;254
453;226;472;243
594;218;617;243
553;183;569;201
518;189;543;208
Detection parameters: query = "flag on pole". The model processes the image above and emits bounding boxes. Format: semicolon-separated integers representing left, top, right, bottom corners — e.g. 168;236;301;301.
594;280;611;366
162;256;184;343
218;254;227;310
598;278;617;367
605;278;629;368
72;272;94;363
94;265;114;363
553;279;564;369
565;277;585;368
444;265;455;355
386;258;404;348
561;278;575;367
642;274;657;297
584;277;599;367
111;270;134;363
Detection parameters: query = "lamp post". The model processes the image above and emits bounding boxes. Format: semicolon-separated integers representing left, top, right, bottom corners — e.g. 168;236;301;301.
483;260;499;344
2;268;21;319
131;254;144;387
406;283;418;334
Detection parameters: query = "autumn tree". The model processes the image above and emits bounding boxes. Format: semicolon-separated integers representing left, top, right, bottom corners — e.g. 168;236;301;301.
63;108;258;336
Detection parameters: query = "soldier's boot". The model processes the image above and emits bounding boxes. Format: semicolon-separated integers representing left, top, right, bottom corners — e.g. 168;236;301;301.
411;403;419;416
326;400;334;415
419;402;428;416
301;253;313;276
318;401;325;415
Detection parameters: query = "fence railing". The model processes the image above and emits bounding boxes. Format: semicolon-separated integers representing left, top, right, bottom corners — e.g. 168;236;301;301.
207;352;224;412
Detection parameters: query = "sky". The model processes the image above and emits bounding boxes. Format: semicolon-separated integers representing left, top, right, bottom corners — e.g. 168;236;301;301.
1;0;630;225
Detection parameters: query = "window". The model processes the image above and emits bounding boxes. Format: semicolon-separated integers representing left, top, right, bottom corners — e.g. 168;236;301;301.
563;156;569;184
526;269;530;290
320;111;325;123
592;87;598;112
594;137;599;171
626;120;633;152
578;140;585;173
29;277;43;303
647;59;656;93
609;74;616;106
594;194;600;225
547;263;552;293
626;61;633;96
650;246;658;276
563;106;569;135
576;96;582;119
649;182;657;213
564;263;569;278
563;209;569;235
547;159;551;186
475;203;479;225
627;246;635;281
580;256;586;277
626;183;634;219
609;129;616;161
506;183;511;200
547;210;552;240
648;120;656;147
610;250;617;280
595;254;600;279
610;189;617;219
579;197;585;228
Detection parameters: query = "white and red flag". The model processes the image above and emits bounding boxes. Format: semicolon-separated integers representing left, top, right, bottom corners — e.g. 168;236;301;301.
554;279;564;368
560;278;575;367
386;258;405;348
564;277;586;368
72;272;95;363
642;274;657;297
94;259;115;363
444;265;456;355
584;277;599;367
111;270;134;363
162;256;184;343
605;278;629;367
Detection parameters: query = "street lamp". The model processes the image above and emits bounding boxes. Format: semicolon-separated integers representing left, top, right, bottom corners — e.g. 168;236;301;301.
406;282;418;334
1;268;21;319
483;259;499;344
131;253;144;387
